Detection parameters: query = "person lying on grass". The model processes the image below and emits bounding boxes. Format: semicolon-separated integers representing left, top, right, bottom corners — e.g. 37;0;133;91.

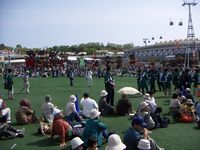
0;116;25;139
50;108;72;148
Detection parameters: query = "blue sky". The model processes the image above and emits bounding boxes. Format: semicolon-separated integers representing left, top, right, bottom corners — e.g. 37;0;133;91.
0;0;200;48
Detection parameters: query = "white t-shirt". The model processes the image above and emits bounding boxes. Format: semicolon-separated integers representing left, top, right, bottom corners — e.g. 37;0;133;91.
41;101;55;122
0;98;3;109
80;97;98;117
65;102;76;116
86;71;93;79
145;97;157;113
170;99;181;108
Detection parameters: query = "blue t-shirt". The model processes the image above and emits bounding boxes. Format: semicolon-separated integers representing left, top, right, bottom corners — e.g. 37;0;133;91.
123;127;141;150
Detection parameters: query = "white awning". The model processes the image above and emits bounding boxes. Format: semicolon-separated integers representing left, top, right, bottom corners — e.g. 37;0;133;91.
67;56;77;61
4;59;25;63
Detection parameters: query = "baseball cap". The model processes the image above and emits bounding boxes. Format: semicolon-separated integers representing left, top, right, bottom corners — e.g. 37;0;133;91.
132;115;147;128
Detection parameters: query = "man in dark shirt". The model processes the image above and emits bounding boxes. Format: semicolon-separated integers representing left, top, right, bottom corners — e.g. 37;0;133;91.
104;66;115;106
124;115;163;150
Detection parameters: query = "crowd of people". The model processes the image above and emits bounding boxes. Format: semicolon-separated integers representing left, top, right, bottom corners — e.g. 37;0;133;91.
1;65;200;150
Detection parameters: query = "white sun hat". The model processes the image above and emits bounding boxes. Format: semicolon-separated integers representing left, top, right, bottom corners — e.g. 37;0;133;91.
71;137;84;149
69;95;76;103
52;108;62;116
140;101;149;110
105;134;126;150
137;139;151;150
100;90;108;97
143;93;151;101
90;109;101;119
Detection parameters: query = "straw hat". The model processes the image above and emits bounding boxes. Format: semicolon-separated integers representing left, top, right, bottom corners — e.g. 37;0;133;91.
100;90;108;97
137;139;151;150
90;109;101;119
105;134;126;150
52;108;62;116
140;101;149;110
69;95;76;103
71;137;84;149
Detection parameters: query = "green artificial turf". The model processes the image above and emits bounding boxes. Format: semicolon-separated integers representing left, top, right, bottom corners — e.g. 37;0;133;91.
0;76;200;150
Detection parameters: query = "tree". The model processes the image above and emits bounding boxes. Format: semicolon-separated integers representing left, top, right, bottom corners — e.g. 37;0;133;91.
15;44;22;53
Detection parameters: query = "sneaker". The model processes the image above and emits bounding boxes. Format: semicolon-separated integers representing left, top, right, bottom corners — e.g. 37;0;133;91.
16;132;24;138
17;127;25;138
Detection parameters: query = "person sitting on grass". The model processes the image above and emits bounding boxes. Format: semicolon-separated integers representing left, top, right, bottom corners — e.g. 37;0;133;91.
169;93;181;121
98;90;115;116
38;116;52;136
87;138;98;150
15;99;38;124
51;108;72;148
105;134;126;150
80;93;98;118
185;88;195;103
137;139;151;150
137;102;155;130
82;109;107;148
123;114;164;150
0;116;25;139
71;137;84;150
144;92;157;114
179;99;196;123
65;95;83;126
0;93;11;124
116;94;132;116
41;95;55;123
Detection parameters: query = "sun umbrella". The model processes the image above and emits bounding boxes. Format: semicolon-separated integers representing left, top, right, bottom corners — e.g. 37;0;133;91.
117;87;140;95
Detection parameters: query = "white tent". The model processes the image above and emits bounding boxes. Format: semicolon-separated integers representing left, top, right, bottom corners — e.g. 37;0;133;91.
67;56;77;61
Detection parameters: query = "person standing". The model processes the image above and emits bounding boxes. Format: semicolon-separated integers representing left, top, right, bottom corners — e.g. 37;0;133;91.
192;69;200;97
104;66;115;106
68;67;75;86
86;68;93;87
4;68;14;100
140;69;148;95
21;72;30;94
